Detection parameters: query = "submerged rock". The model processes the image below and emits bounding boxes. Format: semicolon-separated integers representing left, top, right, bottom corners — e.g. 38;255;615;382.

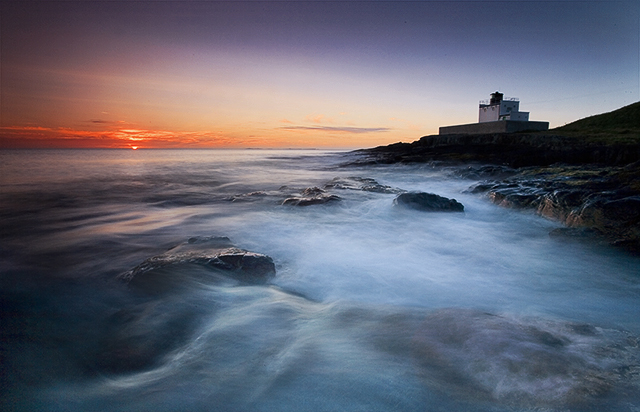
411;308;640;408
103;237;277;372
97;297;204;374
282;187;341;206
119;236;276;285
393;192;464;212
333;306;640;408
323;176;404;194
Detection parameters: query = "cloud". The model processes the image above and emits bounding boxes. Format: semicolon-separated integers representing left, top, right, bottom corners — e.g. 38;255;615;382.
305;114;334;124
89;119;114;124
279;126;391;134
1;126;52;132
0;125;238;148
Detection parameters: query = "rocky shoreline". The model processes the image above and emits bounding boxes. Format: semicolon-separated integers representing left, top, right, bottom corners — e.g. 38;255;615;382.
353;132;640;253
353;132;640;167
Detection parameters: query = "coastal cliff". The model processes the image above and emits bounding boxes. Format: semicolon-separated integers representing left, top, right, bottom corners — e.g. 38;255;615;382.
355;132;639;167
354;102;640;252
356;101;640;167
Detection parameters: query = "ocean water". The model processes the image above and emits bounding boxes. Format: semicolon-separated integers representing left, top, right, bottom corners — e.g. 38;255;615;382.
1;149;639;412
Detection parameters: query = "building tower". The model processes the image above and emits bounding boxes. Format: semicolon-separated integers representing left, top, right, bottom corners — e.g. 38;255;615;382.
438;91;549;135
478;91;529;123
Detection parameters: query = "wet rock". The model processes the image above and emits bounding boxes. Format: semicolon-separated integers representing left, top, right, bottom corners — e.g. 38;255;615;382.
107;237;277;372
465;182;499;194
537;189;591;221
282;187;341;206
486;184;544;209
455;165;518;180
393;192;464;212
323;176;404;194
97;298;203;373
568;196;640;248
120;236;276;285
412;308;640;407
470;165;640;253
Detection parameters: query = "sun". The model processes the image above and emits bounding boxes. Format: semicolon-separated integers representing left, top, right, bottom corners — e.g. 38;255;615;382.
131;146;138;150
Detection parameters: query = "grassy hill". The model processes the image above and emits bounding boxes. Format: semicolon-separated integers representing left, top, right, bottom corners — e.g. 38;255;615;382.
550;101;640;144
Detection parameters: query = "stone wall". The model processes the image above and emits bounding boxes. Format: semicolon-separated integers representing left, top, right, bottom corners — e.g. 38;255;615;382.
439;120;549;135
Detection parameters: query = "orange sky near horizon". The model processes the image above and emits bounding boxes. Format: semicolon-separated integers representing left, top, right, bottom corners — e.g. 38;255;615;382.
1;1;637;149
0;123;407;149
0;48;427;149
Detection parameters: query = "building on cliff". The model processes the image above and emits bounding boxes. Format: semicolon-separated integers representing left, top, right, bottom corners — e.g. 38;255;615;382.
439;92;549;135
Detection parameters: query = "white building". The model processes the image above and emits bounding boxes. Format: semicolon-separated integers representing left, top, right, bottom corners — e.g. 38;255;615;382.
478;91;529;123
439;91;548;135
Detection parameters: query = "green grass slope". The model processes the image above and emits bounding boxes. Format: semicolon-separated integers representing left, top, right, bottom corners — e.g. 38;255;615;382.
551;101;640;144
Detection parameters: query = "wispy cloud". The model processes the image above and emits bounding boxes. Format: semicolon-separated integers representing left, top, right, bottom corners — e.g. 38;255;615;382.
305;114;332;124
88;119;119;124
279;126;391;134
0;125;239;148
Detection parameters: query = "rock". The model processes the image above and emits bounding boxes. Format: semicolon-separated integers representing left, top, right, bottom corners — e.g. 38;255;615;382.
486;183;545;209
455;165;518;180
537;189;591;221
282;187;341;206
469;164;640;253
568;196;640;248
393;192;464;212
103;237;276;373
97;299;202;373
323;176;404;194
119;236;276;285
412;308;640;407
351;132;640;168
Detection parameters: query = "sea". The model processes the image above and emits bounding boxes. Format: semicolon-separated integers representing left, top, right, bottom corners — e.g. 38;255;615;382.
1;149;639;412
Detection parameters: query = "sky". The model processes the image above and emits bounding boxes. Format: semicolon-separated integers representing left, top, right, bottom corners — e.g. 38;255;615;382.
1;1;638;149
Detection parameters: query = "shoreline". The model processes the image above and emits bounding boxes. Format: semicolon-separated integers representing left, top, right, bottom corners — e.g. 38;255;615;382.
353;132;640;167
352;132;640;254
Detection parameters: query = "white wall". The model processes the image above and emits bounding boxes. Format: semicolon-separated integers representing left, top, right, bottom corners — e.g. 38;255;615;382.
479;100;529;122
479;105;499;122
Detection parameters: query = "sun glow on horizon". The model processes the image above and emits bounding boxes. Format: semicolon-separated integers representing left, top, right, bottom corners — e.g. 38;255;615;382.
0;122;405;149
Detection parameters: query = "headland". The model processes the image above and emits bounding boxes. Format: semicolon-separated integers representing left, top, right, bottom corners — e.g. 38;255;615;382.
353;101;640;253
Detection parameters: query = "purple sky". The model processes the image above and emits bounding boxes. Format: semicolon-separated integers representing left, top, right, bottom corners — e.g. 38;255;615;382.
1;1;638;148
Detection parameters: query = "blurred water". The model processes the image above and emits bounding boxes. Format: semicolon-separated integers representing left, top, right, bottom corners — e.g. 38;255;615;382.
1;149;639;411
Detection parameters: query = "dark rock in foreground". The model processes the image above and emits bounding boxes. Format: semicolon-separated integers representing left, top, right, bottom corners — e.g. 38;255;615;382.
107;237;276;372
282;187;341;206
394;192;464;212
120;236;276;285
